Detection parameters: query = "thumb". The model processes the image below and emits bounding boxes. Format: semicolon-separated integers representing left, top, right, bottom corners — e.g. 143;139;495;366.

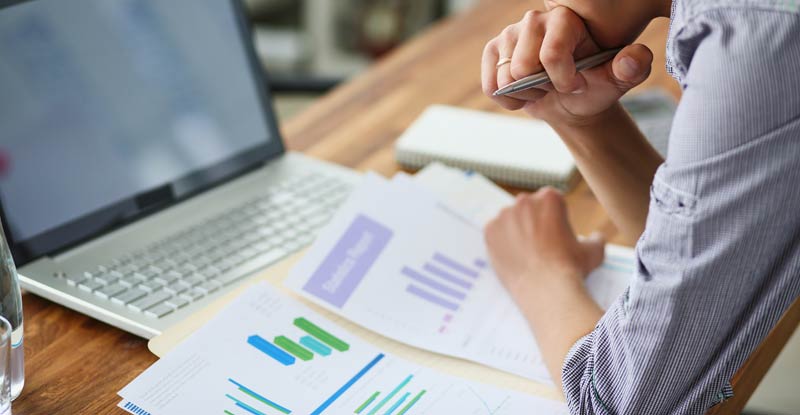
606;44;653;93
578;231;606;273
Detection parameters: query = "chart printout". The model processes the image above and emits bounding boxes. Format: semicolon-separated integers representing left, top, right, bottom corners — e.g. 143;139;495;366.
285;174;635;383
117;283;569;415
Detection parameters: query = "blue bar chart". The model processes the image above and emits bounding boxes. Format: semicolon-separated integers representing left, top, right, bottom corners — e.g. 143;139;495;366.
247;316;350;366
311;353;386;415
402;251;486;315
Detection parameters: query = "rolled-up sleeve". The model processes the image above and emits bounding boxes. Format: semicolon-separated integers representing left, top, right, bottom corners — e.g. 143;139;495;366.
562;4;800;414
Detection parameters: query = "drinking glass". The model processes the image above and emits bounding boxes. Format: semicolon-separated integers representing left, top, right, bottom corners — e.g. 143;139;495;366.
0;315;11;415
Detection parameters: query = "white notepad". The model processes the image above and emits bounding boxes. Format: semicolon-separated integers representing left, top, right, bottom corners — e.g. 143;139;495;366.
394;105;577;190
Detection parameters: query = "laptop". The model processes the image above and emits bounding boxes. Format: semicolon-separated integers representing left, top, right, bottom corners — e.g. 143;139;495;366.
0;0;361;338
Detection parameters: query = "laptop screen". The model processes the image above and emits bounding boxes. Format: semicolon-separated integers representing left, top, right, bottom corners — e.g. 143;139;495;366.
0;0;283;264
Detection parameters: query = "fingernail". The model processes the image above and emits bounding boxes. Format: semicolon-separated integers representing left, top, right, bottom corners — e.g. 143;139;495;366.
571;77;587;94
619;56;639;79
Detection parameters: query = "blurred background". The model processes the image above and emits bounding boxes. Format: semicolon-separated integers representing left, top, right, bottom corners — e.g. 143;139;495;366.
243;0;479;121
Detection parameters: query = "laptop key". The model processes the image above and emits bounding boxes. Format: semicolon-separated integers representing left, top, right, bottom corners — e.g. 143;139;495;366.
65;273;89;286
165;297;190;309
94;273;119;285
119;275;142;288
183;273;205;286
154;271;182;285
165;281;190;294
197;280;221;295
78;279;104;292
129;290;172;312
144;303;174;319
137;269;159;280
138;280;164;293
199;266;221;279
179;287;205;302
111;288;148;305
95;283;127;299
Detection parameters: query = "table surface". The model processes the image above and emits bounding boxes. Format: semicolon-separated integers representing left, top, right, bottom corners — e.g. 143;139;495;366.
14;0;797;413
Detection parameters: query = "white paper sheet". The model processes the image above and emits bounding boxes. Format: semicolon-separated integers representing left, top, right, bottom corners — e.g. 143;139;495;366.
118;283;569;415
284;170;634;383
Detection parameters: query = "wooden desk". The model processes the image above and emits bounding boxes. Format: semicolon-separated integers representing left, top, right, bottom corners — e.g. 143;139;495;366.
14;0;797;413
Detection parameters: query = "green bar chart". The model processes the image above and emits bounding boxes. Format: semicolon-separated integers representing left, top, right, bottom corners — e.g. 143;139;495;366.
294;317;350;351
248;316;349;366
274;336;314;362
353;374;426;415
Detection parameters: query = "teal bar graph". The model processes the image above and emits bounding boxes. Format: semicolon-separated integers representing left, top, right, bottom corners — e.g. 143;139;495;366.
226;394;268;415
367;375;413;415
383;392;410;415
300;335;332;356
228;379;291;414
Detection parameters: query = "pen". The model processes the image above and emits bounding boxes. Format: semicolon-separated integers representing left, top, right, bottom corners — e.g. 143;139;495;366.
493;48;623;96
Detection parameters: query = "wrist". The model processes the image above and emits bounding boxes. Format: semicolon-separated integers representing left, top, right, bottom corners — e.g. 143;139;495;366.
512;268;595;319
544;101;627;132
544;103;643;155
513;266;586;301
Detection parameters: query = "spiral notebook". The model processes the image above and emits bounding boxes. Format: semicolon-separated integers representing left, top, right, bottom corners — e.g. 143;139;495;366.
394;105;578;190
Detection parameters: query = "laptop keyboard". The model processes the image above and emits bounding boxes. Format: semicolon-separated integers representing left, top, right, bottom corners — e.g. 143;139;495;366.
59;172;352;319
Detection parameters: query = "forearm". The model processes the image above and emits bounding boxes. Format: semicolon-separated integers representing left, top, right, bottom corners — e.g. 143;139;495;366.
514;273;603;392
549;103;663;240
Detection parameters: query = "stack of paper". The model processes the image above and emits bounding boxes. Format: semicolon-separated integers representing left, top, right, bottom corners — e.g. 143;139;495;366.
118;163;636;415
118;283;570;414
285;167;634;383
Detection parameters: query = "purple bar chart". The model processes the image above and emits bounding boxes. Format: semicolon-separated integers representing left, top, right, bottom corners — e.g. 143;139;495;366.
402;252;487;315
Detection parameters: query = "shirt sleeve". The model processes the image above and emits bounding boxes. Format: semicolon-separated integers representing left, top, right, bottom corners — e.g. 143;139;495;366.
561;6;800;414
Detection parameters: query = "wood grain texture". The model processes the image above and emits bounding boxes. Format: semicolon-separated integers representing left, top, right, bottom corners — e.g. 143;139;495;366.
11;0;794;413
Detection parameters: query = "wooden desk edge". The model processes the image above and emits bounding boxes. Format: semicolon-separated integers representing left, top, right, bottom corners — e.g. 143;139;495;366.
707;296;800;414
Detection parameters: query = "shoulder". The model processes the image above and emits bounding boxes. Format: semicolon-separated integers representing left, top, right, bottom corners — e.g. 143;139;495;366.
666;0;800;85
662;0;800;164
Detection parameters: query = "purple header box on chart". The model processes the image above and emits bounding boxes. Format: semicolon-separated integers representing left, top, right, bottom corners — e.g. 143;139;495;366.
303;214;393;308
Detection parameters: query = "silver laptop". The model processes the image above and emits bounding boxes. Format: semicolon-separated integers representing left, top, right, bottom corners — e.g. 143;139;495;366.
0;0;361;338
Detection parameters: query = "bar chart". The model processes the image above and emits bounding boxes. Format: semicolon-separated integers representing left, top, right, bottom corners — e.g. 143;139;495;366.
402;251;487;315
354;373;427;415
225;378;292;415
247;316;350;366
119;284;572;415
310;353;385;415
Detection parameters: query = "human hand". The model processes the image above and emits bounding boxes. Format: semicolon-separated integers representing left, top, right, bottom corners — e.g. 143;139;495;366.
481;6;653;126
484;188;605;299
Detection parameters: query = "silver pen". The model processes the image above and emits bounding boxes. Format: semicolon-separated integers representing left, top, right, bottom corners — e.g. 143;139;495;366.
493;48;623;96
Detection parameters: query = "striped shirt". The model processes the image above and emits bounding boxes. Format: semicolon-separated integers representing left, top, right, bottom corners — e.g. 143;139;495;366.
562;1;800;413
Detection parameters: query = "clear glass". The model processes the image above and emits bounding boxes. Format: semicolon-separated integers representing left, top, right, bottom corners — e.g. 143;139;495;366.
0;316;11;415
0;224;22;400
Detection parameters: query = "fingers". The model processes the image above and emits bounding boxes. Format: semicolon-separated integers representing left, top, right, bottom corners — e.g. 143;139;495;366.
539;6;588;94
608;43;653;92
496;25;519;88
483;7;591;109
481;32;525;110
510;11;544;81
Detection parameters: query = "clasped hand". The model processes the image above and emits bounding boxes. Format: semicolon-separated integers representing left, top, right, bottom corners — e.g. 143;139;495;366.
481;6;653;126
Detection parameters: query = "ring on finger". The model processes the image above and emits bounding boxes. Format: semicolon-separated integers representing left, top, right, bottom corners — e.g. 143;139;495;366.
496;57;512;68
